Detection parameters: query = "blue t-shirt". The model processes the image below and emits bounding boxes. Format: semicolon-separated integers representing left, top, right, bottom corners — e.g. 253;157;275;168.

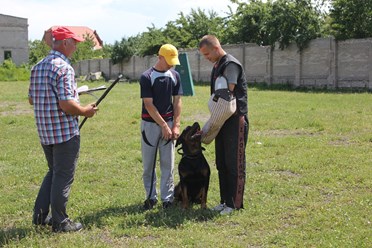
140;67;183;122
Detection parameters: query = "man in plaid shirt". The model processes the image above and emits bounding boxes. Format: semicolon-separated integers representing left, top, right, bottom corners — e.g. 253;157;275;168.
29;26;97;232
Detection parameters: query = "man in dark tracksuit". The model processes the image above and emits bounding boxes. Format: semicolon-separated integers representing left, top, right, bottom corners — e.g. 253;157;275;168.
199;35;249;215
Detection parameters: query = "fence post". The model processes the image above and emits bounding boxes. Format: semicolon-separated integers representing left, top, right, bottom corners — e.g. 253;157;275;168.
369;42;372;89
197;50;201;82
242;43;246;76
133;56;136;79
294;50;302;87
328;37;338;89
109;59;112;79
88;59;91;75
264;47;273;85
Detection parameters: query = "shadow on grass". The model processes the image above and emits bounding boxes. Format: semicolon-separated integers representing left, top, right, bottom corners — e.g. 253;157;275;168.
0;227;34;247
80;202;219;229
247;82;372;93
194;80;372;93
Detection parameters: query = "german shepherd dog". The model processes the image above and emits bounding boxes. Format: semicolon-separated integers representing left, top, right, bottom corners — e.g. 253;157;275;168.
174;122;210;209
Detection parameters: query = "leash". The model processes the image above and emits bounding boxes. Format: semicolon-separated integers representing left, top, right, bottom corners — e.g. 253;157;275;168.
146;137;161;204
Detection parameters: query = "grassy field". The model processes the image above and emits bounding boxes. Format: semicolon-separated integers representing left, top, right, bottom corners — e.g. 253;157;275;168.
0;81;371;247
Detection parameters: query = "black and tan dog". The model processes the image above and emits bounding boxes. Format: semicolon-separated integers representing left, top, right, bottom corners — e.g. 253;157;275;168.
174;122;210;209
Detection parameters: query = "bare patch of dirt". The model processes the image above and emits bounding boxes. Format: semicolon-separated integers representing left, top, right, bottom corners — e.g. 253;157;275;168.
276;170;301;178
182;112;209;124
328;137;354;146
255;129;321;137
0;101;33;116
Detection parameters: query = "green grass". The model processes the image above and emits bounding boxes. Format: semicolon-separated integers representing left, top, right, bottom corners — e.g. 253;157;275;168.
0;81;371;247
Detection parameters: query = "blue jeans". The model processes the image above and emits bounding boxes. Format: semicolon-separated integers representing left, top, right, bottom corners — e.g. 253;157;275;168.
33;135;80;224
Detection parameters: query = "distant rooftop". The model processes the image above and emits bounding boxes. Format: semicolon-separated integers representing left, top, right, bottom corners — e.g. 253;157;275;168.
43;26;103;50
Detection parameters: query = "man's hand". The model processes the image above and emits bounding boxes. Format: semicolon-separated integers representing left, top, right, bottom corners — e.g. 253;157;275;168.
83;103;98;118
172;125;180;140
59;100;98;117
161;123;172;140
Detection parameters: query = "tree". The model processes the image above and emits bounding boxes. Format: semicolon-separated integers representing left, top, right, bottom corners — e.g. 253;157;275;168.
111;37;136;65
136;25;168;56
225;0;270;45
224;0;322;50
163;8;226;48
265;0;322;50
29;34;110;66
329;0;372;40
111;24;169;63
71;33;107;63
28;40;49;65
111;7;226;60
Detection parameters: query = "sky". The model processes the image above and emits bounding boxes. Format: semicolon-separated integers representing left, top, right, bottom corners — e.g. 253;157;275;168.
1;0;236;45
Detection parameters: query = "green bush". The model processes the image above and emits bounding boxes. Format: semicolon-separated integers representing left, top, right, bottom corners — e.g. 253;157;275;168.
0;60;30;81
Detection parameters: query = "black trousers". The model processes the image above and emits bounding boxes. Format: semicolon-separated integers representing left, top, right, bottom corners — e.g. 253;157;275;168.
215;115;248;209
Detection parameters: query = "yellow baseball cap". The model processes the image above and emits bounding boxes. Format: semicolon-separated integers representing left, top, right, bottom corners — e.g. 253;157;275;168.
158;44;180;66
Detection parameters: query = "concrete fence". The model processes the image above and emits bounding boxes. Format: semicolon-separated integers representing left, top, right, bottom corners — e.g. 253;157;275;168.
72;37;372;89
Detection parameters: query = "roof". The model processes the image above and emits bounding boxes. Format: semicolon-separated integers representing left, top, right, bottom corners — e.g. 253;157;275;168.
0;13;27;20
43;26;103;50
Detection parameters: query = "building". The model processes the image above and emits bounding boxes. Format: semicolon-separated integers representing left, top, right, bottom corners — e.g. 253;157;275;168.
43;26;103;50
0;14;29;65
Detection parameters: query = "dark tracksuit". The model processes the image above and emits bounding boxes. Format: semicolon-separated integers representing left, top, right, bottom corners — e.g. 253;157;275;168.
211;54;249;209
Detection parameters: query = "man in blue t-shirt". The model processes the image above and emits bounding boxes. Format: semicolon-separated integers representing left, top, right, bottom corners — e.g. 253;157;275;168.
140;44;183;210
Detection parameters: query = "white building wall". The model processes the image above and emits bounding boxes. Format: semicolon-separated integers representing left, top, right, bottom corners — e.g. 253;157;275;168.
0;14;29;65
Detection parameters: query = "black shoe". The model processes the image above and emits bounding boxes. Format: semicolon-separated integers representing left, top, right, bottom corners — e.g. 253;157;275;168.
52;219;83;233
33;214;52;226
162;201;173;209
143;199;157;210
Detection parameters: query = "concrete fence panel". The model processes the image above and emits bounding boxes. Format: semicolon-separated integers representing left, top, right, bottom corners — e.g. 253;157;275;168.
272;42;297;85
337;39;371;88
73;37;372;89
245;45;270;83
301;38;333;87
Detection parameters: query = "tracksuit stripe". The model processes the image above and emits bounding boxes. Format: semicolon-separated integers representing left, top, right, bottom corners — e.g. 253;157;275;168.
234;115;246;208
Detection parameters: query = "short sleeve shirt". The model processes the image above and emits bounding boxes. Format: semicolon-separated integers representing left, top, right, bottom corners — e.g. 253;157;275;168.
140;67;183;122
29;50;79;145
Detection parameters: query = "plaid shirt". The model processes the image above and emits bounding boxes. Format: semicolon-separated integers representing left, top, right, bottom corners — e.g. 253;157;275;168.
29;50;79;145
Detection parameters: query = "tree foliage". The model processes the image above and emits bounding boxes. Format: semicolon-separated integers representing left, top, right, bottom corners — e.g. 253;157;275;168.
329;0;372;40
28;40;49;65
28;0;372;65
28;34;110;65
266;0;322;50
226;0;270;45
110;8;226;61
111;37;136;65
163;8;225;48
136;25;168;56
71;33;110;63
225;0;323;50
0;59;30;81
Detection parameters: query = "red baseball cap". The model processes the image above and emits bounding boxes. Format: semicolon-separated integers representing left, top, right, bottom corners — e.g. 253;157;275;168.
52;26;84;42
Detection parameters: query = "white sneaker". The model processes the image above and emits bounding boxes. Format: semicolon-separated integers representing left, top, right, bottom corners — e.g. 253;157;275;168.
220;206;234;215
212;203;226;211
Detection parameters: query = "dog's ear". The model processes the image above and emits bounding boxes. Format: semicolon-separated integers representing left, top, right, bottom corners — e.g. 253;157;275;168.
175;131;184;147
